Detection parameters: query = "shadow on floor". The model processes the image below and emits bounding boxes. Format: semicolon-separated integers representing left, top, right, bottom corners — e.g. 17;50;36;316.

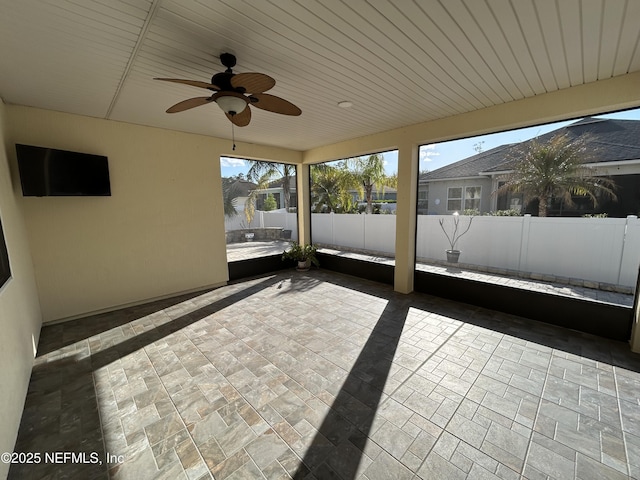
293;295;411;478
36;289;216;357
9;275;282;480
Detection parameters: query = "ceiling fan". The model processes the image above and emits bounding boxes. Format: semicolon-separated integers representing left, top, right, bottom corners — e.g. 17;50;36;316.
155;53;301;127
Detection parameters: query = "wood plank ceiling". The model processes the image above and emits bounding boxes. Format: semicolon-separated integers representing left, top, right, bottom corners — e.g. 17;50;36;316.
0;0;639;151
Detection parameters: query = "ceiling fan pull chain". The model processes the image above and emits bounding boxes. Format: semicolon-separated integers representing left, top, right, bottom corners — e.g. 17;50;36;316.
232;121;236;151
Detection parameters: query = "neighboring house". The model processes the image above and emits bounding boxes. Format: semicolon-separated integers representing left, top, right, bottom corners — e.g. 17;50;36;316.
347;185;398;210
419;143;514;215
419;117;640;217
353;186;397;203
256;176;298;210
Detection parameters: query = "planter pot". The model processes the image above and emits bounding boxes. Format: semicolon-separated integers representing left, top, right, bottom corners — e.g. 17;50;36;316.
282;229;292;240
297;259;311;271
446;249;461;263
244;233;255;242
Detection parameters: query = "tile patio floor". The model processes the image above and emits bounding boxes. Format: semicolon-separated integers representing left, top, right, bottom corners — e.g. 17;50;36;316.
9;269;640;479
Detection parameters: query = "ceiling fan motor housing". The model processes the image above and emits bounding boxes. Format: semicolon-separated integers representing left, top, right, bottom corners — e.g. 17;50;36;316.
211;72;232;90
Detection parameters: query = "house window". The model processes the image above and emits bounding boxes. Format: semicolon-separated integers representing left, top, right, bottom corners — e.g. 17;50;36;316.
464;186;481;210
447;187;462;211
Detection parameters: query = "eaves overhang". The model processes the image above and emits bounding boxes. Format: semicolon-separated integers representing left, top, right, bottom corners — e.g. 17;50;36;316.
419;175;491;184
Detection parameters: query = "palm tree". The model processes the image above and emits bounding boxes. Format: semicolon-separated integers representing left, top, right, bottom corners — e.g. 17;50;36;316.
246;161;296;210
310;163;359;213
346;154;396;214
495;133;616;217
221;177;241;218
243;172;273;226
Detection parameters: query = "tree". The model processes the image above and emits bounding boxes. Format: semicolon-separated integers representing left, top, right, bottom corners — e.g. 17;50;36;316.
346;154;396;214
495;133;616;217
221;177;241;218
310;163;359;213
246;161;295;210
243;172;272;226
263;193;277;211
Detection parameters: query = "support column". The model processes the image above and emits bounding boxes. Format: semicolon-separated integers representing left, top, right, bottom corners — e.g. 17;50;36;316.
394;141;419;294
296;163;311;245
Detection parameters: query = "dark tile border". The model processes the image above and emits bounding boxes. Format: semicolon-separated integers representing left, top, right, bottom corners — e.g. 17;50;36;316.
227;255;289;281
415;270;633;341
317;253;394;285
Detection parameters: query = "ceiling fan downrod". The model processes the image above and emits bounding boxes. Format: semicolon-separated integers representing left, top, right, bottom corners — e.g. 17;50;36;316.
220;52;236;73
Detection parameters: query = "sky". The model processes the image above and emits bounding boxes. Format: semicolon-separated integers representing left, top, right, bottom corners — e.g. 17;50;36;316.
220;107;640;179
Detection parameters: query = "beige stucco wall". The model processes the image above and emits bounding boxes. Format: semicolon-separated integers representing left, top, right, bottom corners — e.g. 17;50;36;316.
0;101;43;479
5;106;301;323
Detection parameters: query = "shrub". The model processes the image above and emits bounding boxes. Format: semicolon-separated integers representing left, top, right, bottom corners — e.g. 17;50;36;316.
485;209;522;216
282;242;320;267
263;193;277;211
461;209;480;216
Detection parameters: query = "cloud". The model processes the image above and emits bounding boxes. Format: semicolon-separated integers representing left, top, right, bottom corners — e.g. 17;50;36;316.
220;157;246;168
419;144;440;163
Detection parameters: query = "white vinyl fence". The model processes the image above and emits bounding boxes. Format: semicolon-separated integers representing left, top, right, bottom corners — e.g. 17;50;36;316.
312;213;396;255
417;215;640;287
308;213;640;288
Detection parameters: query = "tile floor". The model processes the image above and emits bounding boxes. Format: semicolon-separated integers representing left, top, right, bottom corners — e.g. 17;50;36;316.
9;270;640;479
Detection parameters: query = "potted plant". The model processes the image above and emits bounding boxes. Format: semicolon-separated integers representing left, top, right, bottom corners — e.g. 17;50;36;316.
438;212;474;263
282;241;320;271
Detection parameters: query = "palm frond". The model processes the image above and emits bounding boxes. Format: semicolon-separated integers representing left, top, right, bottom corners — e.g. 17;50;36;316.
222;178;241;218
493;133;616;216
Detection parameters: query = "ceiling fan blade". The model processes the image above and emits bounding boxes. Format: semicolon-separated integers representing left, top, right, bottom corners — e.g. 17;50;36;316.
166;97;213;113
154;78;219;91
226;106;252;127
250;93;301;116
231;73;275;93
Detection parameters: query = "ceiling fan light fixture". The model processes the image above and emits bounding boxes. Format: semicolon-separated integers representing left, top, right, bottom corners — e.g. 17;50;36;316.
215;95;247;115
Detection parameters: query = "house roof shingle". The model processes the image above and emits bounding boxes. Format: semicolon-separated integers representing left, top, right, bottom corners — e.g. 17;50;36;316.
226;179;257;197
420;144;514;181
421;117;640;181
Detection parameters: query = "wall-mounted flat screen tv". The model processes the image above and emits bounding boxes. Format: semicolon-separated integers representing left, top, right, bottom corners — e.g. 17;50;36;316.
16;144;111;197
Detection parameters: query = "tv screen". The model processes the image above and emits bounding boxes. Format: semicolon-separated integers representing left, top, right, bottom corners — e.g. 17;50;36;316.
16;144;111;197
